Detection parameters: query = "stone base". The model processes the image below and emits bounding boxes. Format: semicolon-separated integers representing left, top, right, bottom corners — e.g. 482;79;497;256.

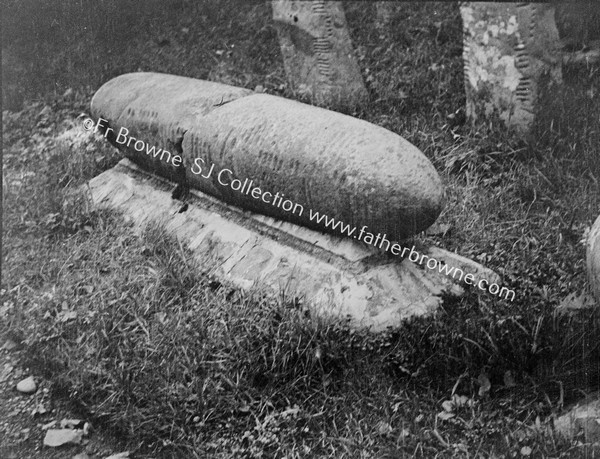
86;159;498;331
460;2;563;134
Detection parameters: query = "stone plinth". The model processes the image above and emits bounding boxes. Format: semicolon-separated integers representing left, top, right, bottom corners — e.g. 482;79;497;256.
86;159;497;331
272;0;368;107
91;72;444;242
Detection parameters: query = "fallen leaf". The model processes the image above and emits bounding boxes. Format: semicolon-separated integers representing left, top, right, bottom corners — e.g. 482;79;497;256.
32;404;49;416
556;292;596;312
442;400;454;412
155;311;168;324
279;405;300;418
2;339;18;351
58;310;78;322
520;446;532;456
478;372;491;396
452;394;471;408
238;405;251;414
437;411;454;421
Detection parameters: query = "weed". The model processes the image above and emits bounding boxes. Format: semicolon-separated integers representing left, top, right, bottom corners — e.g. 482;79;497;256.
3;1;600;457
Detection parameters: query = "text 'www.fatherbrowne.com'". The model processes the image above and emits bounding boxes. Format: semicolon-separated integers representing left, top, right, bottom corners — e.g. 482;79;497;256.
307;210;515;302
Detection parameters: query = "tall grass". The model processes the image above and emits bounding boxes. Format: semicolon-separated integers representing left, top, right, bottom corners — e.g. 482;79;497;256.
3;1;600;457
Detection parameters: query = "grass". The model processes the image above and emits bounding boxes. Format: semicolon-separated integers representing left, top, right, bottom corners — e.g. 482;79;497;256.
3;1;600;457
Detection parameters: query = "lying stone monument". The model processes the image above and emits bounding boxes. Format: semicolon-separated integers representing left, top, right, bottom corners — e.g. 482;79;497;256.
91;73;443;242
460;2;563;134
88;72;499;330
271;0;368;107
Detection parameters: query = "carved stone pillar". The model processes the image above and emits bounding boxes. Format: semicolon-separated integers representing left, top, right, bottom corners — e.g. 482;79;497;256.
460;2;563;134
272;0;368;108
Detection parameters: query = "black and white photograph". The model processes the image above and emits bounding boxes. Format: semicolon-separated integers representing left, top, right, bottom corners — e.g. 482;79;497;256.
2;1;600;457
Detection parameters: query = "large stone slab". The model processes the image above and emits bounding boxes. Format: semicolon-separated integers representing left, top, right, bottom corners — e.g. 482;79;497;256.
272;0;368;107
87;159;492;331
91;72;444;242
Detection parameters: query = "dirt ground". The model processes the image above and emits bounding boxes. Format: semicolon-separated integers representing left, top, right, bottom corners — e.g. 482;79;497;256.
0;338;130;459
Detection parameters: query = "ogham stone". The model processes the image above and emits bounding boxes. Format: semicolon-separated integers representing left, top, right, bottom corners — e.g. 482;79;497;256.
272;0;368;107
91;73;444;242
460;2;563;134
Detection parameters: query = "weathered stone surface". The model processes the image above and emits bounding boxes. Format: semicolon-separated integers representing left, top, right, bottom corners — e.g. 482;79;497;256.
184;93;444;241
272;0;368;107
460;2;562;134
587;214;600;302
554;396;600;443
85;159;478;331
91;72;444;242
90;72;252;182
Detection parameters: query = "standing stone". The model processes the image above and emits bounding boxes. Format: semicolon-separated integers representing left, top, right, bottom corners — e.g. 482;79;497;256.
272;0;368;108
460;2;563;134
